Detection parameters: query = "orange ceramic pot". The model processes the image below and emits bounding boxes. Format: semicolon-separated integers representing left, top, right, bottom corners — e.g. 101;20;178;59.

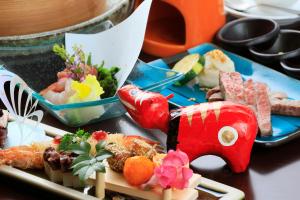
136;0;225;57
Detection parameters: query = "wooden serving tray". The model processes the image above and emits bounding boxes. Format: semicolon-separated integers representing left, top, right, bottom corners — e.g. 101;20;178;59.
0;119;245;200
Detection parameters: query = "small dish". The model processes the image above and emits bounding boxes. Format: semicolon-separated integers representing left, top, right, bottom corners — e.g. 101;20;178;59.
216;18;279;49
281;56;300;79
225;0;300;26
0;60;183;127
249;29;300;63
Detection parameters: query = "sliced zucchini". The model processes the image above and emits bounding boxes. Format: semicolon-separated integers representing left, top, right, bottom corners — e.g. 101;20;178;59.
172;54;203;86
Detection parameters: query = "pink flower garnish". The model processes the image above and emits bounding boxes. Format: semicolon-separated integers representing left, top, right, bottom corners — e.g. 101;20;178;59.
154;149;193;189
162;149;189;167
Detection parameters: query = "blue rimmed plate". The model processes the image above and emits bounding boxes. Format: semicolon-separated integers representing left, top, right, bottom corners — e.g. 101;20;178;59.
149;43;300;147
0;60;183;127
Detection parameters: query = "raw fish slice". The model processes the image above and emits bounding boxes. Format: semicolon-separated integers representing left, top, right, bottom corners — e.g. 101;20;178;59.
42;79;74;104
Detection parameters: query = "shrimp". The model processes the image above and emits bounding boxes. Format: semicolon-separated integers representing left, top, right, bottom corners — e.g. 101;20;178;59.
41;78;75;104
40;77;68;96
0;142;50;169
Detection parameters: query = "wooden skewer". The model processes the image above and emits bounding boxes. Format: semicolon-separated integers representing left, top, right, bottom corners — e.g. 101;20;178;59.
162;188;172;200
96;172;105;199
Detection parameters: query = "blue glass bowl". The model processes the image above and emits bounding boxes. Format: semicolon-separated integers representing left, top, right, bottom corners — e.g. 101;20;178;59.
0;60;182;127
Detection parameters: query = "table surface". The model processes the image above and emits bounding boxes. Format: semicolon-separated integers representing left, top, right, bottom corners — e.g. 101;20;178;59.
1;52;300;200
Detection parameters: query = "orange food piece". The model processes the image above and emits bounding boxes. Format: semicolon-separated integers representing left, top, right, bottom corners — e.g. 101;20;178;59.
152;153;167;167
123;156;154;186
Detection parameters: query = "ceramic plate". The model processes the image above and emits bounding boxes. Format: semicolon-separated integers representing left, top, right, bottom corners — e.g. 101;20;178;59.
225;0;300;26
149;43;300;147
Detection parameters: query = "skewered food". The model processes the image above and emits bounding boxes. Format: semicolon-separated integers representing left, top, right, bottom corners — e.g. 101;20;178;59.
43;147;81;187
105;134;160;172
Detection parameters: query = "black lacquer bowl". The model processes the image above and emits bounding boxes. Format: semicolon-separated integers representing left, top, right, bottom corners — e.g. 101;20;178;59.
281;56;300;79
216;18;280;50
249;29;300;63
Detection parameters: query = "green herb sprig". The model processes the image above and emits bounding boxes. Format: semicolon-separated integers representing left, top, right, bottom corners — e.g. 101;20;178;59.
70;141;113;182
97;63;120;98
58;129;91;152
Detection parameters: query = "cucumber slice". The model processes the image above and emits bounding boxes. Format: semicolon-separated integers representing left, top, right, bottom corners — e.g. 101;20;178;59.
172;54;203;86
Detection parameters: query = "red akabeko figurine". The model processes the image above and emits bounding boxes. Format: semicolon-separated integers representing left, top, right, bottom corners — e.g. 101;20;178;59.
118;85;258;173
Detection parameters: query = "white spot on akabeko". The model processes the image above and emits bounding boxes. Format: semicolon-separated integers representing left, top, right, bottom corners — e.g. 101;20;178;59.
218;126;238;146
119;99;136;111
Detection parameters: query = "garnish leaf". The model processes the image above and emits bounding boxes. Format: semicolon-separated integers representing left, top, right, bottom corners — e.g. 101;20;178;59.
74;165;89;176
95;151;113;161
69;141;91;155
53;44;68;61
93;162;106;172
97;65;120;98
72;154;92;166
75;129;91;141
87;53;92;66
95;140;106;152
68;133;114;183
58;134;73;151
71;160;91;170
84;166;95;180
58;129;91;152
